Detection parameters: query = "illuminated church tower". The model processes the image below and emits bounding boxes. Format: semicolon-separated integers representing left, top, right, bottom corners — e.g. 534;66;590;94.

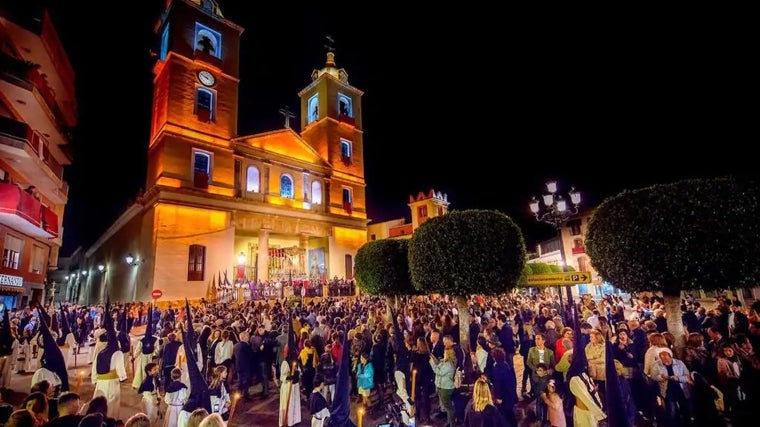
76;0;368;304
299;51;366;218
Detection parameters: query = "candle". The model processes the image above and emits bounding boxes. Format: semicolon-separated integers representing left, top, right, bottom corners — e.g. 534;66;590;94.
228;392;241;424
358;407;364;427
411;369;418;402
76;371;83;393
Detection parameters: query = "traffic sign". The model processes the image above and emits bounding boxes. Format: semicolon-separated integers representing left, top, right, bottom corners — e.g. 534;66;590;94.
151;289;163;299
526;272;592;287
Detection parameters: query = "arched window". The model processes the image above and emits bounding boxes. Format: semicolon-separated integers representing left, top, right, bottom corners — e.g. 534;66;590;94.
311;181;322;204
345;254;354;280
280;174;294;199
195;88;215;122
338;93;352;117
307;94;319;124
194;22;222;58
246;166;260;192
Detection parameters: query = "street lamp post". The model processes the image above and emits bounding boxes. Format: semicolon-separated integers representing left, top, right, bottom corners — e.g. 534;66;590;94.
126;254;142;301
529;180;581;323
97;264;106;303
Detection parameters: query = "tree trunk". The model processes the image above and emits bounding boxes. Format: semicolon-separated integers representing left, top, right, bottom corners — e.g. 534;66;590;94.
394;295;399;311
456;295;470;356
662;290;686;359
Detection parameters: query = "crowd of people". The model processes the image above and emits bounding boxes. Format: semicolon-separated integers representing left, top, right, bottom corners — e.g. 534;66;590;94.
0;290;758;427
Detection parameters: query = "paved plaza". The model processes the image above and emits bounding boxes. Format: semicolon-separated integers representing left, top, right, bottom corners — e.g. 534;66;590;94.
2;345;529;427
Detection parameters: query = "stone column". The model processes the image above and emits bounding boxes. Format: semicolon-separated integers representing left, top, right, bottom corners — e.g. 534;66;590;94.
257;229;270;282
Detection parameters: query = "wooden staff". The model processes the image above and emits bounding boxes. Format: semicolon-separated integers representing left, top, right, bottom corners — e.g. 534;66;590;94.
357;406;364;427
281;361;297;427
411;369;417;402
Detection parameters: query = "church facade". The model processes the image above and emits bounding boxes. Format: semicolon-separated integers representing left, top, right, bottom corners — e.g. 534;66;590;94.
72;0;367;304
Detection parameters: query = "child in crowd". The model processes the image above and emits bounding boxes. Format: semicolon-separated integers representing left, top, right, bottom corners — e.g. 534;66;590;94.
541;379;566;427
531;363;550;424
138;362;161;424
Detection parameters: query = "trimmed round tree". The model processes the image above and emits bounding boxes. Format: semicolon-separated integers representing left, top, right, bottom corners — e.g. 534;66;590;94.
586;177;760;352
408;209;527;351
354;239;413;307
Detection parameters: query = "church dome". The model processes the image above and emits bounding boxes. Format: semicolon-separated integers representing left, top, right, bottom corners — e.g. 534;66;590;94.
190;0;224;18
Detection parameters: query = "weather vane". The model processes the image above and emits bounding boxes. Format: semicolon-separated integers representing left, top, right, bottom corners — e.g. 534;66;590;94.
278;105;295;129
324;35;336;53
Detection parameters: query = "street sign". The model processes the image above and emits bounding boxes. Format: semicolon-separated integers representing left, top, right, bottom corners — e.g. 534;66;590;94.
526;272;592;287
151;289;163;299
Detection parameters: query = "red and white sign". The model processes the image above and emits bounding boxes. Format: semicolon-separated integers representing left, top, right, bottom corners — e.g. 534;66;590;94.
151;289;163;299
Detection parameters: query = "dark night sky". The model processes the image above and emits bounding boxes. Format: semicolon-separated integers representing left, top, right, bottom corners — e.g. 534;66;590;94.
45;1;754;256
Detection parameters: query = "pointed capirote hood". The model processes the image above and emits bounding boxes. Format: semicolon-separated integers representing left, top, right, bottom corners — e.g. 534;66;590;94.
37;303;70;391
119;304;131;353
59;303;72;342
36;303;51;327
184;299;198;359
51;308;60;337
286;311;299;364
390;308;410;378
141;302;156;354
181;327;212;414
330;331;357;427
0;307;13;356
102;298;118;349
566;321;589;380
605;340;634;427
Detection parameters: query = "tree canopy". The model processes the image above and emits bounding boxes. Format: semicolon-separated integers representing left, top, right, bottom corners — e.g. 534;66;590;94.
354;239;413;296
585;177;760;295
408;209;527;295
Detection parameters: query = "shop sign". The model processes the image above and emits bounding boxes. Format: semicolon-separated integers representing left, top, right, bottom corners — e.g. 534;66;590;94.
0;274;23;288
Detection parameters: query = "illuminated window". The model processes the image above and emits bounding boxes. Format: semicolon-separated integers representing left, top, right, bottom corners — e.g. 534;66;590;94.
246;166;260;192
2;234;23;270
194;151;211;174
187;244;206;281
159;24;170;60
194;22;222;58
569;219;582;236
338;93;352;117
342;187;352;205
307;94;318;124
280;174;294;199
418;205;428;218
311;181;322;204
340;139;352;165
195;88;215;122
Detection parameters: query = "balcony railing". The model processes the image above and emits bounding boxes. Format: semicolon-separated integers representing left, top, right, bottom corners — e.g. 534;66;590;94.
0;115;65;181
0;53;69;134
0;182;58;237
194;171;209;189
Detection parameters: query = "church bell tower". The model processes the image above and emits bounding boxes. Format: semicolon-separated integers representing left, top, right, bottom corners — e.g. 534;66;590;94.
299;50;366;217
146;0;244;192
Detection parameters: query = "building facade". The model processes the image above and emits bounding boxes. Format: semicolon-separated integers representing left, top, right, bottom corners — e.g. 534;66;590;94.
528;210;601;297
0;2;77;309
367;189;449;241
77;0;367;304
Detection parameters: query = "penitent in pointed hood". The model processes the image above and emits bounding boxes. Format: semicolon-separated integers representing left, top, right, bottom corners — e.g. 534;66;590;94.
102;298;118;349
330;331;357;427
181;326;211;414
141;302;156;355
0;307;13;357
57;303;72;346
37;304;69;391
184;299;198;360
119;304;131;354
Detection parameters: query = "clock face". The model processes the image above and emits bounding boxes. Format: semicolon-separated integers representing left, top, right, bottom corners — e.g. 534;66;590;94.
198;70;215;87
